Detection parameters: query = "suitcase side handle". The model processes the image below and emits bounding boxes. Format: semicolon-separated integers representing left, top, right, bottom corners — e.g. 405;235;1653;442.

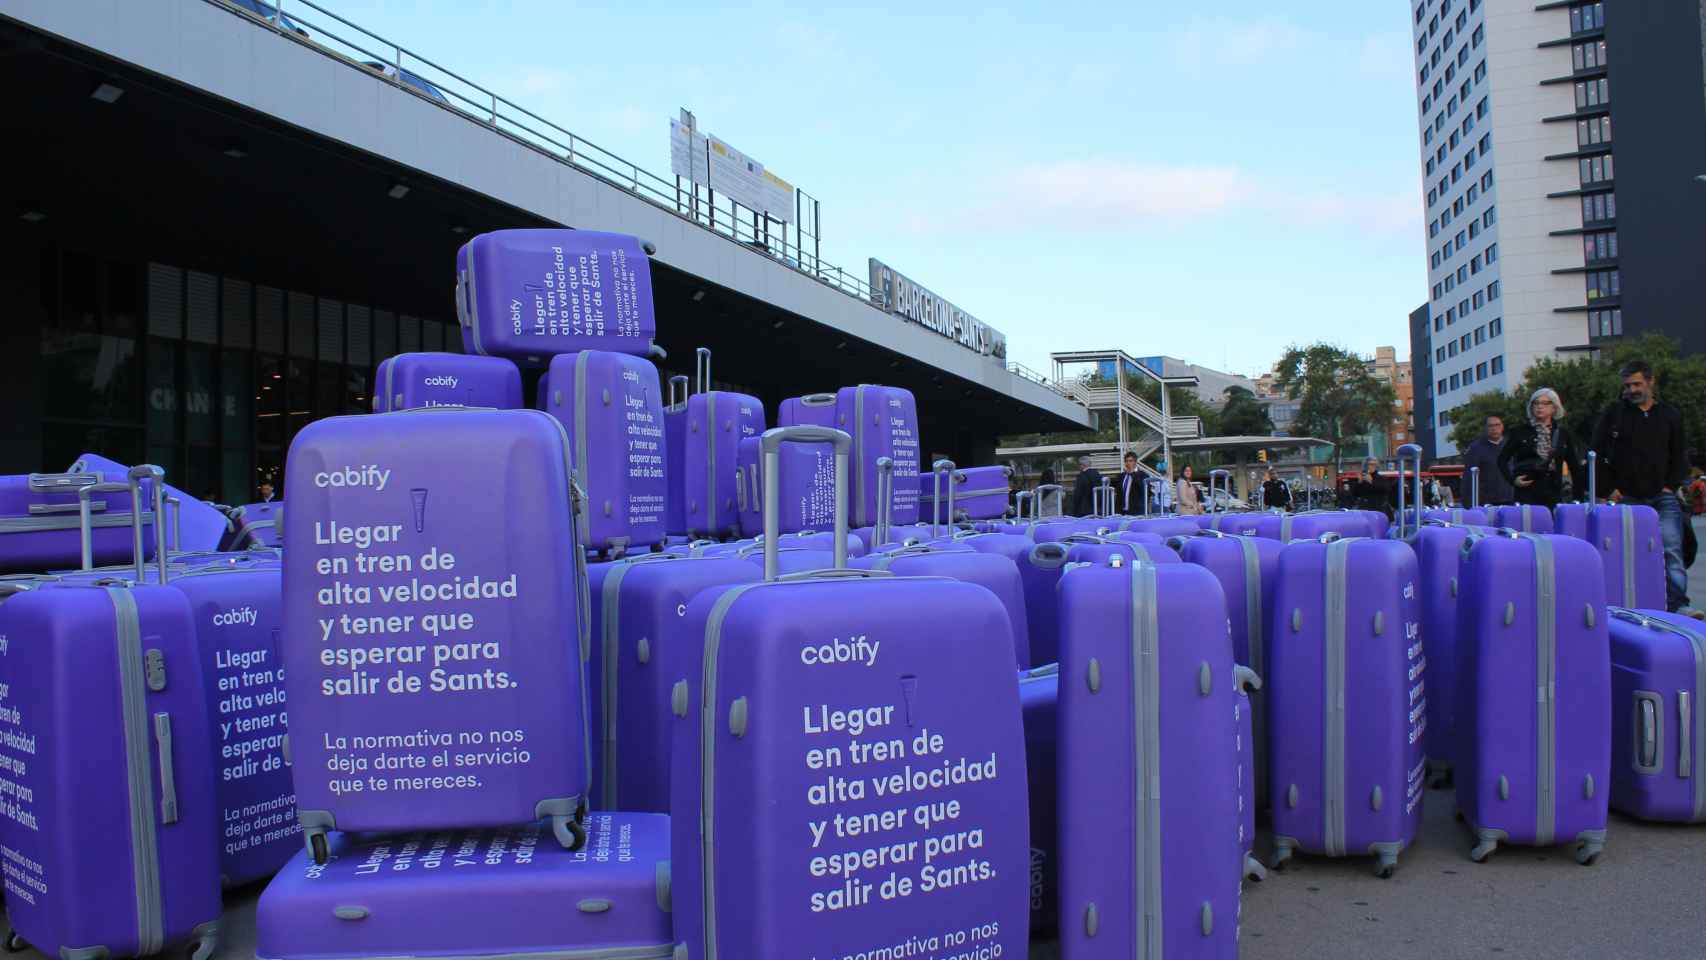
799;393;837;406
761;426;852;580
1209;468;1232;515
876;457;894;546
27;471;100;494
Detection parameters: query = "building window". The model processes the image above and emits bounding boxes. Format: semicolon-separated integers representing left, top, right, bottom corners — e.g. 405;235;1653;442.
1478;134;1491;155
1573;41;1606;71
1586;270;1619;300
1582;191;1616;223
1438;379;1449;396
1584;231;1618;262
1445;275;1456;293
1450;373;1461;390
1575;77;1610;109
1443;209;1454;227
1448;341;1459;358
1447;95;1459;117
1577;116;1612;147
1460;333;1471;352
1487;280;1501;300
1473;61;1487;83
1457;265;1468;283
1491;356;1504;374
1477;361;1489;379
1416;4;1425;24
1451;187;1463;208
1437;346;1447;363
1431;251;1442;268
1433;282;1444;299
1427;157;1436;175
1591;308;1623;336
1473;289;1484;307
1475;326;1486;344
1483;208;1497;227
1476;97;1489;119
1435;315;1445;331
1456;230;1467;251
1459;298;1470;317
1472;24;1484;46
1485;242;1498;263
1430;219;1440;237
1447;307;1456;324
1469;220;1481;239
1446;63;1457;85
1471;255;1482;276
1481;169;1494;189
1490;317;1502;338
1580;154;1615;184
1464;149;1478;171
1467;184;1478;203
1459;45;1470;68
1573;3;1604;33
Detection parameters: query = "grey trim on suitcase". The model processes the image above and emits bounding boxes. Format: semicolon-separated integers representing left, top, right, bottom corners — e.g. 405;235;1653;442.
599;561;637;809
853;386;868;528
59;946;111;960
704;393;719;536
1127;563;1164;960
1516;533;1560;846
574;352;595;551
384;356;398;412
697;582;766;960
257;947;675;960
1631;691;1664;774
1281;514;1293;542
1241;539;1266;803
656;861;672;913
0;511;152;534
153;713;179;824
108;587;164;956
462;247;486;357
1322;539;1350;857
1621;507;1637;606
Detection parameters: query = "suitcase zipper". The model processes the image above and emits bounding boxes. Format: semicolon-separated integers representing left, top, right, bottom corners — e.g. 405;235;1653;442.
1531;535;1557;846
1323;540;1349;856
109;587;164;955
1127;564;1164;959
698;582;766;960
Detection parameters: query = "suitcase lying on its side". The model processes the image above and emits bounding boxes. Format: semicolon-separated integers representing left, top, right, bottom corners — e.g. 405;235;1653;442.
1423;507;1489;527
0;567;222;959
222;501;282;551
778;391;839;428
72;454;229;554
666;426;1029;960
1273;510;1374;543
1456;532;1610;863
544;349;668;556
1608;608;1706;823
919;465;1013;523
1588;502;1665;610
457;228;657;364
1019;663;1060;936
1199;512;1265;536
256;814;674;960
0;470;156;572
1056;555;1242;958
372;351;523;411
1268;536;1424;877
1493;504;1555;534
1119;515;1201;539
282;408;592;860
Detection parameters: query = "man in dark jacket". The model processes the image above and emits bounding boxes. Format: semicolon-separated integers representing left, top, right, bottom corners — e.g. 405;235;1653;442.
1069;455;1105;517
1460;414;1516;506
1260;469;1292;511
1593;359;1698;618
1116;451;1145;515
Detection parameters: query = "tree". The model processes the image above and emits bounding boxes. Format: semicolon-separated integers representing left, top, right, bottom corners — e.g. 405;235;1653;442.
1446;389;1523;452
1273;343;1399;474
1217;386;1275;437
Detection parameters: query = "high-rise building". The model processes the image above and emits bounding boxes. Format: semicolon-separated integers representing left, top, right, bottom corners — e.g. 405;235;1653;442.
1408;303;1439;457
1407;0;1706;457
1365;346;1413;460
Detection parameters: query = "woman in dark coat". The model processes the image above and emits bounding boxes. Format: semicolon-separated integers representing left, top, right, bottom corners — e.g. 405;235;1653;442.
1498;387;1585;509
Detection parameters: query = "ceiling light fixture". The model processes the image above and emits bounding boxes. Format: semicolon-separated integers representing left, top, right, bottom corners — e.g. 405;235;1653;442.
19;210;46;223
449;223;469;235
222;140;249;159
387;183;410;200
771;320;784;329
691;290;705;302
90;83;124;104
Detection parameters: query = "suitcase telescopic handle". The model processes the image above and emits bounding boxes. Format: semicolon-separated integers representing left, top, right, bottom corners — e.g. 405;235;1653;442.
929;459;957;537
761;427;852;581
695;347;711;394
1469;466;1480;509
1586;450;1597;505
648;344;668;362
1210;468;1232;515
876;457;894;546
1395;443;1423;538
1034;484;1064;520
668;375;689;408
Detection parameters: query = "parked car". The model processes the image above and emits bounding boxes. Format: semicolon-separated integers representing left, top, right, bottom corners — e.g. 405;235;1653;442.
226;0;309;36
362;61;450;104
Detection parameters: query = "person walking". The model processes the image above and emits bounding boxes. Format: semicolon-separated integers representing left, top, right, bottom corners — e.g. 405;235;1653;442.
1260;468;1292;511
1069;455;1105;517
1498;387;1584;510
1592;360;1699;618
1353;458;1393;515
1117;451;1145;515
1176;465;1204;515
1460;414;1515;506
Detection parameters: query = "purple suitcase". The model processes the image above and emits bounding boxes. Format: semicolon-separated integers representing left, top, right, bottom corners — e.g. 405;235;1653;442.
256;814;673;960
1063;538;1180;568
1268;537;1424;876
1588;502;1665;610
171;564;299;887
1406;523;1485;776
1019;663;1060;935
1555;501;1590;541
1023;542;1073;668
1493;504;1555;534
1423;507;1490;526
1356;509;1392;541
0;502;222;960
0;469;157;572
543;350;668;556
1456;532;1610;863
1056;556;1242;958
920;465;1013;524
282;408;591;860
372;352;523;411
735;435;835;538
223;501;283;551
1272;510;1373;543
1118;516;1200;539
72;454;230;554
852;542;1031;668
666;426;1029;960
664;374;690;536
1608;608;1706;822
1199;512;1265;536
836;384;921;528
456;229;657;365
778;392;839;428
1235;668;1265;882
684;360;765;540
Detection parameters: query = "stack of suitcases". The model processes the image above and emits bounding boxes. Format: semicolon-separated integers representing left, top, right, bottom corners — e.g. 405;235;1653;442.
5;227;1696;960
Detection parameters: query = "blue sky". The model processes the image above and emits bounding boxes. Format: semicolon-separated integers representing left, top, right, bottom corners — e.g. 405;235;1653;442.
317;0;1426;377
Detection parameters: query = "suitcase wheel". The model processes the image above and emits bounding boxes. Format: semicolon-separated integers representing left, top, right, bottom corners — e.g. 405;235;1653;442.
554;814;589;852
1575;841;1603;866
310;831;330;865
1469;837;1497;863
1373;852;1398;879
3;930;26;953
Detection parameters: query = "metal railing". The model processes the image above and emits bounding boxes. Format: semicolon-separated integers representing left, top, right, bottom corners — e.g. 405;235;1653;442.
210;0;877;304
1062;377;1200;438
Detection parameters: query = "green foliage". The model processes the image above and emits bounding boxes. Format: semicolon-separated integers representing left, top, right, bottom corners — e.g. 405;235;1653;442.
1273;343;1399;472
1446;390;1523;452
1217;386;1276;438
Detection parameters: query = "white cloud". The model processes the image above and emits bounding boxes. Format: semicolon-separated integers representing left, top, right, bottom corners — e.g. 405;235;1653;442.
1271;186;1423;239
974;159;1250;228
1170;20;1310;70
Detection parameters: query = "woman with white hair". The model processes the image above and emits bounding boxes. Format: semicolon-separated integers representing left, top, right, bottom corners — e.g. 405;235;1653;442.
1497;387;1585;508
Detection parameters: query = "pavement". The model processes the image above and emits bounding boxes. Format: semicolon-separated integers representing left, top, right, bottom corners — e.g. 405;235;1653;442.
6;520;1704;959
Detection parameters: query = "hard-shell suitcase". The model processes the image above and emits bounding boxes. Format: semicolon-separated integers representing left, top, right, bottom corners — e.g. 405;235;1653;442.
171;563;299;887
587;554;759;812
1588;503;1665;610
1406;522;1484;776
666;426;1029;960
778;392;839;428
852;542;1031;668
1024;542;1073;668
1235;668;1265;882
1268;536;1424;877
1355;509;1392;541
256;814;674;960
72;454;229;555
1198;512;1265;536
372;352;523;411
735;435;834;539
1608;608;1706;822
543;349;668;556
1456;532;1609;863
456;229;657;365
1019;663;1060;936
1063;537;1179;568
684;350;765;540
1119;516;1200;539
1555;501;1589;541
664;374;690;537
282;407;592;860
223;501;283;551
836;384;921;528
0;469;156;573
1423;507;1489;526
920;465;1013;524
1272;510;1373;543
0;480;221;960
1493;504;1555;534
1056;555;1242;958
